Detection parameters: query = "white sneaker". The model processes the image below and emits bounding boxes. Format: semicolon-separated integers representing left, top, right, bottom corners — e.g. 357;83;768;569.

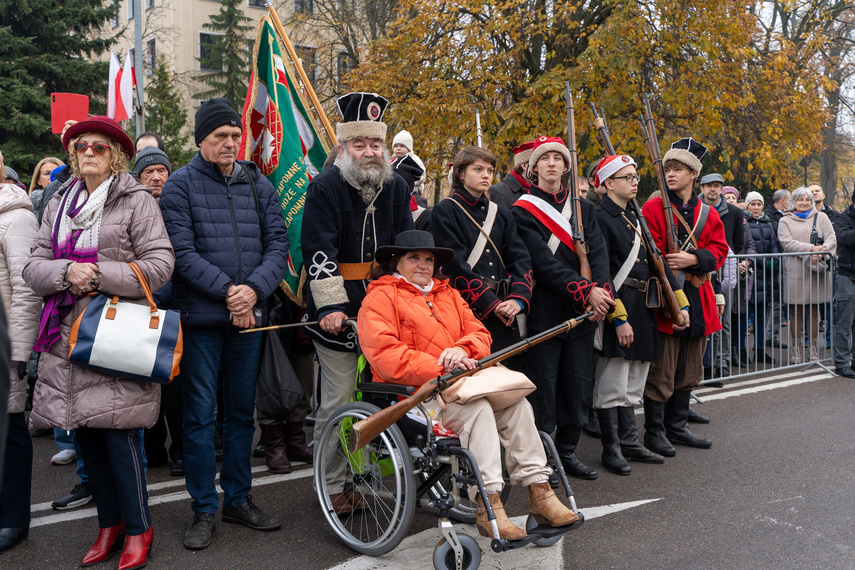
51;448;77;465
790;346;802;364
809;346;819;362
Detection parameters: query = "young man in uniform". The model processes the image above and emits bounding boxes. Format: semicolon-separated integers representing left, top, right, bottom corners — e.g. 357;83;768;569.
431;146;533;354
592;155;689;474
512;136;615;480
640;138;728;456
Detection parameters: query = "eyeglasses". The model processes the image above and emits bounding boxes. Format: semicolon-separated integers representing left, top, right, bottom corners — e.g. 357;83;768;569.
613;174;641;184
73;142;110;155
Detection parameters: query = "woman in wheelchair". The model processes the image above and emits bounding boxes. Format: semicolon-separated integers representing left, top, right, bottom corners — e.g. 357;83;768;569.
357;230;580;540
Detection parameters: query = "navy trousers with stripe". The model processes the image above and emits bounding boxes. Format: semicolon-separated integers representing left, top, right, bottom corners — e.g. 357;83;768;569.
76;427;151;535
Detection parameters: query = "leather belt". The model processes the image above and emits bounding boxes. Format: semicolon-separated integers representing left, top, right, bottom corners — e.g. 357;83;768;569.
622;277;648;292
338;262;373;281
685;271;710;288
483;278;499;291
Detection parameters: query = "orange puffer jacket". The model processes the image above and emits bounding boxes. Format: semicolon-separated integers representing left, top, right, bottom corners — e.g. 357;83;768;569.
358;274;492;386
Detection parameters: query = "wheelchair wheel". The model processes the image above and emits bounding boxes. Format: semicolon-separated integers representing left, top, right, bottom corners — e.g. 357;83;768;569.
432;534;481;570
421;451;511;524
314;401;416;556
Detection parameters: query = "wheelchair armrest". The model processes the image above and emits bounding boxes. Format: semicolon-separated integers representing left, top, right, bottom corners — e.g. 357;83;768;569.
357;382;415;396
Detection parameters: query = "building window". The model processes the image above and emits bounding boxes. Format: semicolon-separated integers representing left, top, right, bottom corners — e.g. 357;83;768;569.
146;0;155;9
145;38;157;75
337;52;352;81
128;0;134;19
296;46;316;82
199;33;224;71
248;0;267;8
294;0;313;14
110;0;121;27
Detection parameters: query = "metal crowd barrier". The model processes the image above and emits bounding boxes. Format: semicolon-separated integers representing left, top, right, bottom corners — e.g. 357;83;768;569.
702;250;836;385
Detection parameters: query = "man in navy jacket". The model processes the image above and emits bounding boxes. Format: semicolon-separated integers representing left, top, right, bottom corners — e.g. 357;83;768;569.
160;98;289;550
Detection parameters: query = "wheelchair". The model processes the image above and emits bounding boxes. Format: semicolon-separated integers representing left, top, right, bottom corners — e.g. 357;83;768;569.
313;324;584;569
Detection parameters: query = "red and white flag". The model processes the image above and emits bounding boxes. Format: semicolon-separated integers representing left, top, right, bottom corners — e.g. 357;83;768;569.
107;51;134;122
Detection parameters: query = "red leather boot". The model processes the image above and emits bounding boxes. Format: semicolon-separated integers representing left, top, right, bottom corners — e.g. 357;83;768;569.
118;526;153;570
81;522;125;566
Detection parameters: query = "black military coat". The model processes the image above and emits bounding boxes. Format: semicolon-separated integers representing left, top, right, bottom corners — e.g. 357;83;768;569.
301;165;413;351
431;188;533;350
488;171;530;209
593;195;680;361
512;184;612;341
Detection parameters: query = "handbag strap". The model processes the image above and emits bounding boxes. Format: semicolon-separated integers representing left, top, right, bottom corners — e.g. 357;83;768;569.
809;214;819;245
128;262;161;329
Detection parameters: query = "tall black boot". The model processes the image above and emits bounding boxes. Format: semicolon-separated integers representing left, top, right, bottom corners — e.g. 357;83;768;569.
597;408;630;475
555;426;598;480
643;396;676;457
617;406;664;464
665;391;712;449
687;406;710;424
582;408;601;438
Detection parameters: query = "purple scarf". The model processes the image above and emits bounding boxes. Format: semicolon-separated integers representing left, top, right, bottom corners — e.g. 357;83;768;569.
33;180;101;352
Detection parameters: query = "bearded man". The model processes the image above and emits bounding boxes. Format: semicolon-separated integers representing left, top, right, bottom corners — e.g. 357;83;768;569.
301;92;413;511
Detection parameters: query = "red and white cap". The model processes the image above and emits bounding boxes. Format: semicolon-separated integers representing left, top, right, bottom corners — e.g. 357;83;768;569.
512;140;536;167
529;136;571;174
594;154;637;187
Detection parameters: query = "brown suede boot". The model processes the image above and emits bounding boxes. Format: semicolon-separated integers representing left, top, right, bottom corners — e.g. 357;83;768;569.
260;424;292;474
528;481;580;527
284;421;314;463
475;492;527;540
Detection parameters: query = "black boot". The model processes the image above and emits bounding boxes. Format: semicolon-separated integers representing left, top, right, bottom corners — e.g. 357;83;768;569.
582;408;601;438
643;396;676;457
597;408;630;475
617;406;664;464
665;391;712;449
687;406;710;424
555;426;598;480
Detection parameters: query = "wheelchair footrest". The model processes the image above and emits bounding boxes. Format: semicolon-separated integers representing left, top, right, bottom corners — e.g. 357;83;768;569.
490;514;585;552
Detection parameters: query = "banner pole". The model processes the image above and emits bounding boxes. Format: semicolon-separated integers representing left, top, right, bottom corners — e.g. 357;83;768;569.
267;4;337;148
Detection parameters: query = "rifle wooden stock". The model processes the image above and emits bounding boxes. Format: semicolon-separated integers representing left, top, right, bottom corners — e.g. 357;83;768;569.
641;96;679;256
589;104;685;328
565;83;591;281
347;312;595;453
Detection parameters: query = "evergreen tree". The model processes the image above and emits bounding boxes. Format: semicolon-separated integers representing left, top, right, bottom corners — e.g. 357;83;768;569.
197;0;252;109
145;55;195;168
0;0;119;184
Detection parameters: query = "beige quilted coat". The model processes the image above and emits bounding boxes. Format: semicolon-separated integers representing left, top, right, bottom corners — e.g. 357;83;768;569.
0;184;41;413
22;172;175;430
778;209;837;305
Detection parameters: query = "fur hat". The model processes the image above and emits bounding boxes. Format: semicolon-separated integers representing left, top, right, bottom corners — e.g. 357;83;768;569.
594;155;637;187
336;92;388;142
512;140;536;168
194;98;241;146
392;130;413;152
662;137;707;173
529;136;571;174
744;191;764;206
391;154;424;191
63;115;136;160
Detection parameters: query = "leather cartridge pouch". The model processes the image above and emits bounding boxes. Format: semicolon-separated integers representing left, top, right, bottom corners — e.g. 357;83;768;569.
645;277;662;308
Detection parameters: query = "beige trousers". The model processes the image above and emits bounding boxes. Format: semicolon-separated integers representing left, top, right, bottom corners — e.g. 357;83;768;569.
593;356;651;409
442;397;551;500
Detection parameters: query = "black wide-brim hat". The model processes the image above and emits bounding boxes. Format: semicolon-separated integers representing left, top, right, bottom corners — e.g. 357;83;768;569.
375;230;454;267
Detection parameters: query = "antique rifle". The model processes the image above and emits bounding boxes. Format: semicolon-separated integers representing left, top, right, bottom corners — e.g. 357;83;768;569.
589;104;685;327
347;311;594;453
640;95;679;256
565;82;591;280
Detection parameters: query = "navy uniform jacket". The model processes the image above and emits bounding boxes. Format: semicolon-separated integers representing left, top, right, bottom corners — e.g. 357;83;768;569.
301;165;413;351
512;184;612;341
431;188;533;350
593;195;681;361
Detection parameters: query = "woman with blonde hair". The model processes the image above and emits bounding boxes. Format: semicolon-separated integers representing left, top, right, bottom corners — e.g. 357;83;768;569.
23;116;174;569
29;157;65;220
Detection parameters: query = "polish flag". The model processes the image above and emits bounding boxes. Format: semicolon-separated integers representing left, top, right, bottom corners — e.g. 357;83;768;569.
107;51;133;122
121;52;136;116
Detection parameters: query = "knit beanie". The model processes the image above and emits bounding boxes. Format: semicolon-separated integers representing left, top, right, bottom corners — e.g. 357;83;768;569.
744;191;764;206
392;130;414;152
134;146;172;177
4;166;18;182
195;98;241;146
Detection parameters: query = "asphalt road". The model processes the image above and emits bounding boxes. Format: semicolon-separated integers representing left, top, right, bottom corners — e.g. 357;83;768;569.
6;364;854;569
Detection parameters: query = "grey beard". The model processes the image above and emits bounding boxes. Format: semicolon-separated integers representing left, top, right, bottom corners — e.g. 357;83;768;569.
336;147;394;204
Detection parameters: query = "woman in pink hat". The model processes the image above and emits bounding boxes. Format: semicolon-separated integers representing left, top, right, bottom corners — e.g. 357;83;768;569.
23;116;174;570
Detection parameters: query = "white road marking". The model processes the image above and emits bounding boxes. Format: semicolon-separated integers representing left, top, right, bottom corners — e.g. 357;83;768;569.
29;468;314;528
328;499;662;570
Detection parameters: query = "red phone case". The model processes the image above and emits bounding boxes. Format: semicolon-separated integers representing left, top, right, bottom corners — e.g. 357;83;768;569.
51;93;90;134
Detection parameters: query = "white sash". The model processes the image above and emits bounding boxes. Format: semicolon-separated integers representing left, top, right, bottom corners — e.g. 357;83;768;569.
465;201;498;269
547;198;573;254
517;194;575;255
